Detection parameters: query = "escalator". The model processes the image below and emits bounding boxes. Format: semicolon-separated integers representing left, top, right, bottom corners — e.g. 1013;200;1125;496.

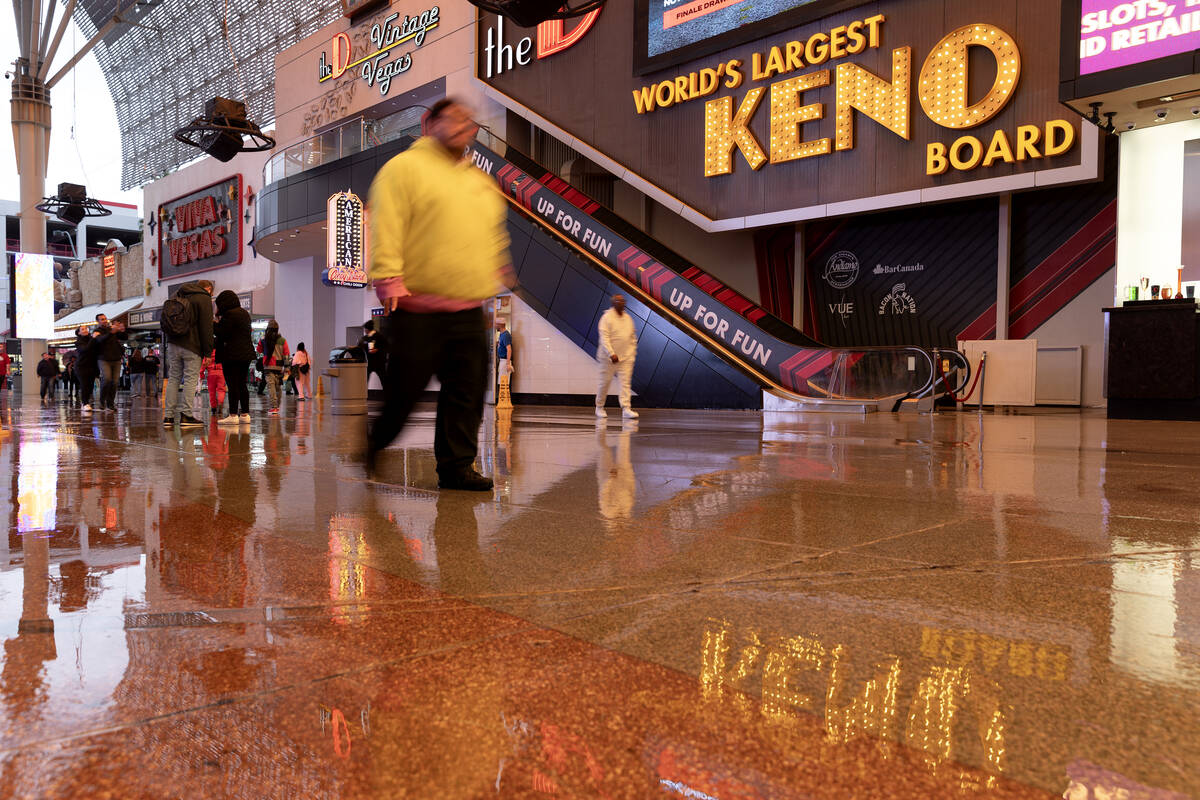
468;134;968;410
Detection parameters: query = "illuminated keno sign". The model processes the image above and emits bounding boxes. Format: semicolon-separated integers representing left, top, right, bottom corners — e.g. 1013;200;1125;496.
632;16;1077;178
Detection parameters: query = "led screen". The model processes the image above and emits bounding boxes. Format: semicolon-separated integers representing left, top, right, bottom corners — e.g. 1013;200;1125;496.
637;0;874;72
1079;1;1200;75
17;438;58;533
14;253;56;339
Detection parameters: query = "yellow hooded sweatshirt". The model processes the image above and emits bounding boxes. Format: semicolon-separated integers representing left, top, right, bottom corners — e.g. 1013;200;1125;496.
368;136;510;301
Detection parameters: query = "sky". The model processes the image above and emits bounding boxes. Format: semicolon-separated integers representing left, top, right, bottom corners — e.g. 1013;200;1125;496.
2;6;143;213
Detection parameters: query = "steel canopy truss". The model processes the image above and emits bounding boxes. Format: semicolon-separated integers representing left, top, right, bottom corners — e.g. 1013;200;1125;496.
68;0;342;189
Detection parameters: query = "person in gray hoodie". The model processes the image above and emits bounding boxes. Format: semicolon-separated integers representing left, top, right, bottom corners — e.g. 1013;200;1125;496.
163;279;214;428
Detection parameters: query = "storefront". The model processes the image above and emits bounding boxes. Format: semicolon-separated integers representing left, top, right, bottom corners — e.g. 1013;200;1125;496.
1059;0;1200;417
475;0;1119;407
172;0;1133;408
140;143;275;357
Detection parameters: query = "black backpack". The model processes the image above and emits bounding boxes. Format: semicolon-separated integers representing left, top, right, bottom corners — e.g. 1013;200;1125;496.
160;291;195;338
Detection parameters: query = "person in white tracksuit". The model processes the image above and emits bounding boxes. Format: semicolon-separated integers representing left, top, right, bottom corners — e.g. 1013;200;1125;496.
595;294;639;419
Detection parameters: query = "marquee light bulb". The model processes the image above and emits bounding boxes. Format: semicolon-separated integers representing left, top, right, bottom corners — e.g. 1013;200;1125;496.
918;24;1021;130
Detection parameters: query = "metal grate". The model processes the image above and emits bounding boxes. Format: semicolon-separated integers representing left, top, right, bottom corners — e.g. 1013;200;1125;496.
69;0;343;189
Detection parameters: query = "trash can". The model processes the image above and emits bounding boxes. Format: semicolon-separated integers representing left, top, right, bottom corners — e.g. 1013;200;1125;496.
325;347;368;415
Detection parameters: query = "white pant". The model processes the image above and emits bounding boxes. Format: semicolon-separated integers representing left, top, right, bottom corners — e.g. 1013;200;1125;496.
596;356;634;409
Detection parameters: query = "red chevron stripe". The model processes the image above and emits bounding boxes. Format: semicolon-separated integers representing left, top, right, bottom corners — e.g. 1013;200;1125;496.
1010;240;1116;338
1010;201;1116;310
648;268;673;301
958;203;1117;343
639;264;666;295
617;246;640;267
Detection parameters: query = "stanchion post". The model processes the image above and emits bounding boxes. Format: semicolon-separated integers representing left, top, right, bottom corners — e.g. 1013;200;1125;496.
977;351;988;417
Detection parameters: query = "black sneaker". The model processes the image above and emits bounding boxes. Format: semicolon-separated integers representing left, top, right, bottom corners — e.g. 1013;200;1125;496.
437;468;494;492
179;414;204;428
162;416;174;427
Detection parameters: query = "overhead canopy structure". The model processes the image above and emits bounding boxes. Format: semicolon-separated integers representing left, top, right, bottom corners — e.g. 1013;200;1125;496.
69;0;343;189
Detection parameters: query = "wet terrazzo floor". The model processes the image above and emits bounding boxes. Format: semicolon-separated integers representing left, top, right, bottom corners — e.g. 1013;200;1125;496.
0;392;1197;798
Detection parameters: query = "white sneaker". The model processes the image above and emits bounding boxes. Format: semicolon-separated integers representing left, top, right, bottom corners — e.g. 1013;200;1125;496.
81;404;92;412
595;407;607;418
622;408;639;419
217;415;240;426
238;413;252;423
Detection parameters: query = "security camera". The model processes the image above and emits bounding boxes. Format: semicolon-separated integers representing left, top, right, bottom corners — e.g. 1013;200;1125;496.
1126;121;1136;131
1155;108;1169;121
1192;107;1200;116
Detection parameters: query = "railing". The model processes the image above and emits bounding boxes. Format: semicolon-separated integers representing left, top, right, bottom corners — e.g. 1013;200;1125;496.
3;239;103;258
263;106;425;186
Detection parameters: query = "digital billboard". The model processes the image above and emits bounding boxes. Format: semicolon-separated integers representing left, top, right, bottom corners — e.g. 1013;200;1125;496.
14;253;56;339
635;0;873;73
1079;0;1200;75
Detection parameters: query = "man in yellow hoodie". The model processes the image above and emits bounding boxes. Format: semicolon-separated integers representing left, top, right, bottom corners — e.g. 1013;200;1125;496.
366;98;512;491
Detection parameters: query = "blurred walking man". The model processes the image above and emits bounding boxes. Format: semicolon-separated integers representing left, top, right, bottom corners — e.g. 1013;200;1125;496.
595;295;638;419
366;97;513;491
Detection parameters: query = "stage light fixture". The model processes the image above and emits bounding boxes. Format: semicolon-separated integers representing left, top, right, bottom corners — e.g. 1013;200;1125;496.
35;183;112;226
174;97;275;163
467;0;605;28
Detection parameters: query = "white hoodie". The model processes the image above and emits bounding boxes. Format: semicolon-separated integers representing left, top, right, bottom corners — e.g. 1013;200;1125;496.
597;308;637;361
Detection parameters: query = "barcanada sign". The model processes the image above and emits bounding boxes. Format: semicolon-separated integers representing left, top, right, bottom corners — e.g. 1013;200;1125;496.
477;0;1098;229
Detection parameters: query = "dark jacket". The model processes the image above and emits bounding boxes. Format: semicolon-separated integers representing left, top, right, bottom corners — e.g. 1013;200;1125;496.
127;354;144;374
92;323;128;362
75;333;99;372
36;359;60;378
357;330;385;371
143;354;160;376
213;290;255;363
169;282;215;357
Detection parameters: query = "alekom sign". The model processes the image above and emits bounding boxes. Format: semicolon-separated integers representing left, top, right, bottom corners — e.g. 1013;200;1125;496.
478;0;1098;229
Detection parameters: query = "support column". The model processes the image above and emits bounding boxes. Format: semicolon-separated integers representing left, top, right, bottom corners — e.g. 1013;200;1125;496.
996;193;1012;340
792;223;806;331
11;66;51;397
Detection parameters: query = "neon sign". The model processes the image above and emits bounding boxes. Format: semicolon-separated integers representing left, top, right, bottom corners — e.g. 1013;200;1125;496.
323;191;368;288
633;16;1077;178
317;7;439;96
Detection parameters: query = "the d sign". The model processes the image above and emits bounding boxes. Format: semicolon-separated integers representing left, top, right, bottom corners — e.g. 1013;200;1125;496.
536;9;600;59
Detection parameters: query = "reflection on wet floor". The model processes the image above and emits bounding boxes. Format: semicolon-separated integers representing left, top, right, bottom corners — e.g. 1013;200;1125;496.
0;395;1199;797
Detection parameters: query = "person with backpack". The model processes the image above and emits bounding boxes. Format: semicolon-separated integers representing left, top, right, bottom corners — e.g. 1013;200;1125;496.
161;279;214;428
292;343;312;401
256;320;290;415
213;290;254;425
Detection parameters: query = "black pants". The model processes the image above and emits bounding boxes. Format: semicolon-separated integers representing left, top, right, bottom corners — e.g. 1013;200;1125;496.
370;307;488;476
223;361;250;415
99;360;121;408
39;376;55;399
77;368;97;405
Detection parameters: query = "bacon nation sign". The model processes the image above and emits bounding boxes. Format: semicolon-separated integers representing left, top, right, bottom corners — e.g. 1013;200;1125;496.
157;175;243;280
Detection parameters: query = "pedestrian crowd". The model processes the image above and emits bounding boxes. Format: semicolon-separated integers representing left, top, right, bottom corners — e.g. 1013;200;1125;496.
0;96;640;493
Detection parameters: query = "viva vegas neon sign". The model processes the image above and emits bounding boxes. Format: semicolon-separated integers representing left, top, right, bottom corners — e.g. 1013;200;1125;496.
632;16;1077;178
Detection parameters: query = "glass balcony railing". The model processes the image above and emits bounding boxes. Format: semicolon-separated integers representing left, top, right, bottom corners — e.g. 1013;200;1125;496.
263;106;426;186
